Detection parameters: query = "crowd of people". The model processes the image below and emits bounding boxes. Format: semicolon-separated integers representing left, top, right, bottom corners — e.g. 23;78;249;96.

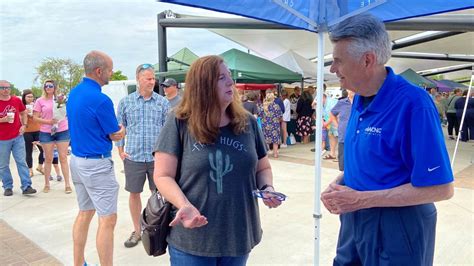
0;12;471;266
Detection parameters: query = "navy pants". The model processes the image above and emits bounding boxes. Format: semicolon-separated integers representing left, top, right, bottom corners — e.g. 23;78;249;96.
334;204;437;266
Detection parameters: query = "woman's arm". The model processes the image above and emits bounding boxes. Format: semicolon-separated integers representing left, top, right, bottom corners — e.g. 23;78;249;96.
153;152;208;228
255;156;282;208
32;111;56;125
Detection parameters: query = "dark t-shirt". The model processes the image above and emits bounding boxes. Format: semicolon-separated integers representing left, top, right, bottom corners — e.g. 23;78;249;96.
243;101;258;115
154;112;267;256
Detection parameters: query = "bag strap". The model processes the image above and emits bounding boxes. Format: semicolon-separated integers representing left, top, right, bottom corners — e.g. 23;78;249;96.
447;96;455;107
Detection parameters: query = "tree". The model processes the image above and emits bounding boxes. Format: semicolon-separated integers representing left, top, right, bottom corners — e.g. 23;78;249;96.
111;70;128;81
31;86;43;98
9;83;21;96
35;57;84;95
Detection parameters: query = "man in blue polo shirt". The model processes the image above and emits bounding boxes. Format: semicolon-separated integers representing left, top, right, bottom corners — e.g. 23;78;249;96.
321;14;454;266
67;50;125;266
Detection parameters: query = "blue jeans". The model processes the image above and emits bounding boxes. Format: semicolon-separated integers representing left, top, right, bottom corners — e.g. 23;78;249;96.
169;245;249;266
0;135;32;191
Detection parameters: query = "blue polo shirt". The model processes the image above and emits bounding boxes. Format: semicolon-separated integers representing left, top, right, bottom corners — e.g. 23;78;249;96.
344;67;453;191
67;77;120;157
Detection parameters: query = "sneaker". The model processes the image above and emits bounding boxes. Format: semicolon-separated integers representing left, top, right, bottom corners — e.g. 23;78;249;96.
22;186;37;195
49;176;53;181
280;144;288;148
4;189;13;196
124;231;141;248
56;175;63;181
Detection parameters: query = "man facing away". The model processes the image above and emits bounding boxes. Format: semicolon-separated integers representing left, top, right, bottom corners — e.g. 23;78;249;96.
116;63;169;248
67;50;125;266
321;14;454;266
0;80;37;196
161;78;181;108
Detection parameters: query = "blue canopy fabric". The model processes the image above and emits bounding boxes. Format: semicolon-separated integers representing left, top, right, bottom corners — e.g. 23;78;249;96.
159;0;472;32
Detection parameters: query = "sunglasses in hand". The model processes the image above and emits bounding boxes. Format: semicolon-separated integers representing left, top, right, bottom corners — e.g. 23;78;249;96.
252;190;287;202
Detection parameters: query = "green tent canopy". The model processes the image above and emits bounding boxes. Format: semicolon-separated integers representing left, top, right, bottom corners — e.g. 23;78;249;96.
399;68;436;88
155;47;199;82
220;49;302;84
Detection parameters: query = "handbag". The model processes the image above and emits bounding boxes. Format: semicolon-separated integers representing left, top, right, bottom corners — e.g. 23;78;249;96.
141;117;184;256
140;190;172;256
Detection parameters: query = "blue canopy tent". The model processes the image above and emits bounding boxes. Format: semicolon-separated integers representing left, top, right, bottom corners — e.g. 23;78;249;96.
158;1;473;265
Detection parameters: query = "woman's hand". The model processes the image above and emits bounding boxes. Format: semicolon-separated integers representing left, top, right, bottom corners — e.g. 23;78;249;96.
48;118;58;125
261;187;283;209
169;204;208;229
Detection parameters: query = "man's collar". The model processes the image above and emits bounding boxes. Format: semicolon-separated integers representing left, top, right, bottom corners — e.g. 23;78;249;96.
134;90;158;100
354;67;397;113
82;77;102;90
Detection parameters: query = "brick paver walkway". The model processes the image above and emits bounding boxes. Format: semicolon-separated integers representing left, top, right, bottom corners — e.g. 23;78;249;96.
0;219;62;265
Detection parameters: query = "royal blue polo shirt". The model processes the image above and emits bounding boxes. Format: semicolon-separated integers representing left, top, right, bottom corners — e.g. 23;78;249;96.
67;77;120;157
344;67;453;191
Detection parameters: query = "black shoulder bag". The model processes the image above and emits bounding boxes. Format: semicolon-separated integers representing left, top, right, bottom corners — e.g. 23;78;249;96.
140;118;184;256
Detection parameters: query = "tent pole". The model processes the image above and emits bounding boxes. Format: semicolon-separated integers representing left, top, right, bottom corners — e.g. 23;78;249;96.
451;69;473;166
314;30;325;266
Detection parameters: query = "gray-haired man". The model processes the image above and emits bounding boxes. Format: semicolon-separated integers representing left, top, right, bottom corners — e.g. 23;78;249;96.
321;14;454;265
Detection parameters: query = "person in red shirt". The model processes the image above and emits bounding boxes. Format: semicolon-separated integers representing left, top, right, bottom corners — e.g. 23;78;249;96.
0;80;37;196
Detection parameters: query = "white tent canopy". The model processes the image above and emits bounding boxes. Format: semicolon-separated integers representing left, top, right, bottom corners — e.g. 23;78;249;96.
208;10;473;81
272;50;336;81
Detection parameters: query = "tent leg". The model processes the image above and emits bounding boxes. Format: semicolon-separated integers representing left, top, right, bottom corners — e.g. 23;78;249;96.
314;30;325;266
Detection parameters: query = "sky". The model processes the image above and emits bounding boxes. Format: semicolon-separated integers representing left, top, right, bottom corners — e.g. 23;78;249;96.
0;0;246;89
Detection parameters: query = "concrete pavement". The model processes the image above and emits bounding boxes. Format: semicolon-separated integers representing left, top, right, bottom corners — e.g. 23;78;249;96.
0;137;473;265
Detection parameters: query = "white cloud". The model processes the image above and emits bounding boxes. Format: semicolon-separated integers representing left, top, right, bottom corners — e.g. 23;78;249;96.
0;0;245;89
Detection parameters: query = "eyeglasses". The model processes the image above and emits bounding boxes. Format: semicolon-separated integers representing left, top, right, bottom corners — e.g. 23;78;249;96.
136;63;154;75
44;84;54;89
252;190;287;201
0;87;11;90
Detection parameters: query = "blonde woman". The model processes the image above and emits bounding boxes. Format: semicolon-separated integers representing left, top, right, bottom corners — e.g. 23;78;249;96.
259;91;283;158
33;80;72;193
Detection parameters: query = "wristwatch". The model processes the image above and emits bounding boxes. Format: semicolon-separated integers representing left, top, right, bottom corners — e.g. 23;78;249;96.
259;184;274;191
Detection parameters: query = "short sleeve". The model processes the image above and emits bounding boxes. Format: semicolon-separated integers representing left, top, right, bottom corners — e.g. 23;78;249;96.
154;112;181;158
96;98;120;135
16;98;26;112
115;99;126;147
402;106;454;187
33;98;42;112
249;115;268;159
331;101;342;116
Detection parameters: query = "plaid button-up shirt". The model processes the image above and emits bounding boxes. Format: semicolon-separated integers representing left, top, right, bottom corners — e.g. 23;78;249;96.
116;91;170;162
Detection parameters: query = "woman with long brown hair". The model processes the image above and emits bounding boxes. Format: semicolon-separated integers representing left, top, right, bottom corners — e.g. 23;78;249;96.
21;89;44;177
33;80;72;193
153;55;284;265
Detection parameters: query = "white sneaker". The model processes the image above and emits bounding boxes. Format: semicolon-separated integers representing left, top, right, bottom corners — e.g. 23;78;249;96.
321;149;327;156
280;144;287;148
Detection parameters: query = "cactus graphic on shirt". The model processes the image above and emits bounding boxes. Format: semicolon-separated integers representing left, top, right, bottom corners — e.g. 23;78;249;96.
209;149;233;194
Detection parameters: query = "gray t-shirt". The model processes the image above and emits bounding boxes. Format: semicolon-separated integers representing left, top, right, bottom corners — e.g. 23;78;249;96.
167;94;182;109
154;112;268;256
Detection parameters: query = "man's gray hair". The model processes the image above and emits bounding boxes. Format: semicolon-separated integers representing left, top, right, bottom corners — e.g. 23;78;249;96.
329;13;392;65
83;51;107;74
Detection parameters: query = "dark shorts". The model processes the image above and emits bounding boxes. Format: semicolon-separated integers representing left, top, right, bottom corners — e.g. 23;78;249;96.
337;143;344;171
334;203;437;266
39;130;70;144
123;159;156;193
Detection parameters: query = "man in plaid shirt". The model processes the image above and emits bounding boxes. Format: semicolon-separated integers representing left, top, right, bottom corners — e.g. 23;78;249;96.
116;63;170;248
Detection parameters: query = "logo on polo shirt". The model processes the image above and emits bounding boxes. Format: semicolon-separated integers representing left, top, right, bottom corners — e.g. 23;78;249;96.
364;126;382;136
